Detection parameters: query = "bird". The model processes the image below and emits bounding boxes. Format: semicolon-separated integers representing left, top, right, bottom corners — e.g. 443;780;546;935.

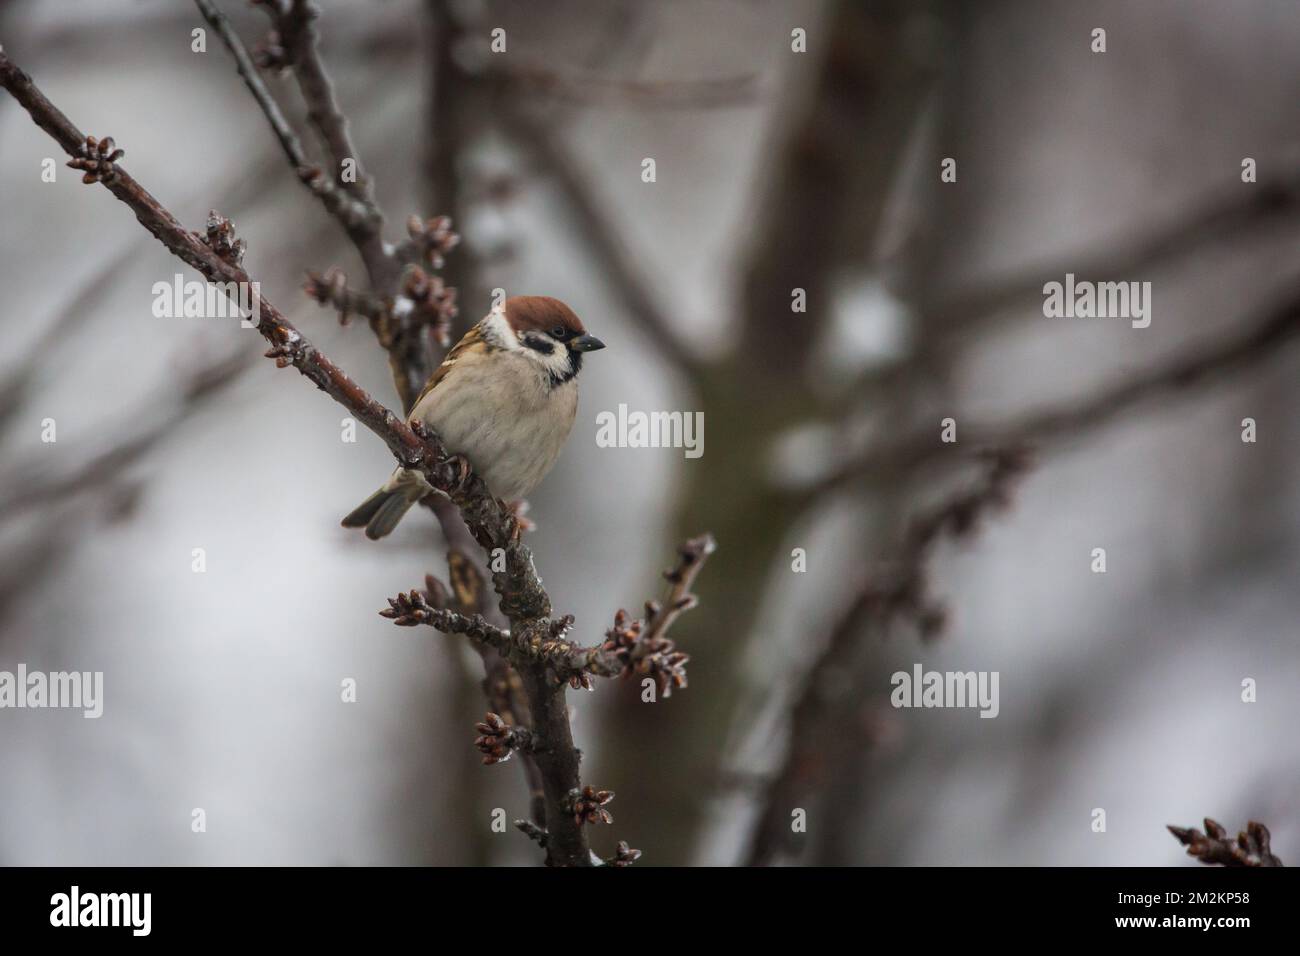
342;295;605;539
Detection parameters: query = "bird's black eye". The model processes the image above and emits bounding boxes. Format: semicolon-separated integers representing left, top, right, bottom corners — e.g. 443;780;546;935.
551;326;567;338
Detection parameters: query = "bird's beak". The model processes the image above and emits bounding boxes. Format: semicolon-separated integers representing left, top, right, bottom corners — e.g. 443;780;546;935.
569;334;605;352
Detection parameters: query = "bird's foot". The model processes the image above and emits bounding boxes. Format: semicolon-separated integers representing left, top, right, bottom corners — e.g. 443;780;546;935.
409;419;439;446
435;453;473;494
504;498;536;536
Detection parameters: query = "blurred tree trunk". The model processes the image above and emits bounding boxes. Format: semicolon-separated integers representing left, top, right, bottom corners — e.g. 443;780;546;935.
593;0;941;864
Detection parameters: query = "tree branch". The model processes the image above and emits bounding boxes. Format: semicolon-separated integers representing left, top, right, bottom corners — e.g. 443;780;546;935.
193;0;453;407
200;0;555;843
492;94;703;377
434;4;700;376
0;348;251;517
1;41;713;867
1168;818;1284;867
195;0;383;237
0;48;486;521
385;534;714;694
919;170;1300;343
745;448;1032;866
811;276;1300;499
252;0;379;210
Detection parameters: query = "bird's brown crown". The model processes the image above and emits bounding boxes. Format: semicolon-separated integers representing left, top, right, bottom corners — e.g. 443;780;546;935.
504;296;586;336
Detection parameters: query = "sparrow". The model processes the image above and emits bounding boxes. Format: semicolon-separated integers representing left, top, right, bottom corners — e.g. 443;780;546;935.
342;295;605;539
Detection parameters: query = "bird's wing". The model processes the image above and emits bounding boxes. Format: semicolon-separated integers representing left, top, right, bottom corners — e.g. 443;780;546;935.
409;323;483;413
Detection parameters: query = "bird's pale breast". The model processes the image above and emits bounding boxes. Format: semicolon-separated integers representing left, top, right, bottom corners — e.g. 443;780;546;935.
411;348;578;500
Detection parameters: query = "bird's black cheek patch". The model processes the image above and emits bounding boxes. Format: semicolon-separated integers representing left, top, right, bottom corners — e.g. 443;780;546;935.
521;333;556;355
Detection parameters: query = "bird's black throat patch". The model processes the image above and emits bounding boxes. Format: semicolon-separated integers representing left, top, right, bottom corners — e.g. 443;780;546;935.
548;351;581;387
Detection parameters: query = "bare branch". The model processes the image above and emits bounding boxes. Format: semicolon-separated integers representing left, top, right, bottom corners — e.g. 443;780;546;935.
2;42;548;853
383;534;715;696
383;589;508;641
920;170;1300;343
745;449;1033;866
194;0;381;241
1168;818;1284;867
197;3;563;845
252;0;379;212
529;534;714;692
197;0;450;406
0;349;252;518
303;266;390;324
644;533;716;644
0;48;525;623
436;552;547;828
493;96;703;376
195;0;302;164
0;34;713;870
812;277;1300;499
200;0;446;406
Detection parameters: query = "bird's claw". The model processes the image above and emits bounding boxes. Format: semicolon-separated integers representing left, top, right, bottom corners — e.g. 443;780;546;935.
436;453;473;493
505;499;536;537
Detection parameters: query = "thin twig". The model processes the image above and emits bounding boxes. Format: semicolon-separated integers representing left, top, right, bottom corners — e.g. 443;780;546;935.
202;0;440;410
0;349;252;518
0;49;518;605
493;95;702;376
920;170;1300;344
0;43;715;868
257;0;379;210
206;1;546;839
1168;818;1284;867
383;535;715;695
745;449;1033;866
195;0;306;169
435;549;548;827
811;276;1300;500
194;0;380;235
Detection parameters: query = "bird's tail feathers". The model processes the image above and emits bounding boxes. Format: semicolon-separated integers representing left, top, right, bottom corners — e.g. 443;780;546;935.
341;468;430;540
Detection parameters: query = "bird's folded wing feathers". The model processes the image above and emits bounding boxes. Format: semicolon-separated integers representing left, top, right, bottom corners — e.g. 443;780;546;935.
410;324;484;412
